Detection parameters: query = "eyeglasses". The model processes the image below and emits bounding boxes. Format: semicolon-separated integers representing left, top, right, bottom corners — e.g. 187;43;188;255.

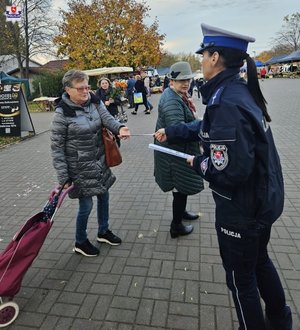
69;85;91;92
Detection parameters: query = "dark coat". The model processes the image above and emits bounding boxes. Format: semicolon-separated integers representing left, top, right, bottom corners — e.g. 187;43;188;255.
126;78;135;93
95;87;119;117
165;69;284;228
154;87;204;195
134;79;147;95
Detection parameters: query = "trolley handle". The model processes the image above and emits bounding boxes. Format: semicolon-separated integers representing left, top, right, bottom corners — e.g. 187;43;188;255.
48;183;74;209
57;185;74;209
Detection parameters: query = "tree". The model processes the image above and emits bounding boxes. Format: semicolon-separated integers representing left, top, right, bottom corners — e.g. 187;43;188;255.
54;0;165;70
273;12;300;52
31;71;64;98
158;52;178;68
0;0;22;56
0;0;56;78
179;53;201;72
159;52;201;72
256;50;275;63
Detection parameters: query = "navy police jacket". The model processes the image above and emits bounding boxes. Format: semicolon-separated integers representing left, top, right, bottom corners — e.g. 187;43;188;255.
165;68;284;228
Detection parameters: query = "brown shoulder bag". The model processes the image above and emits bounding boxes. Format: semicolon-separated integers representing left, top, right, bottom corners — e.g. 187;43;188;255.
102;127;122;167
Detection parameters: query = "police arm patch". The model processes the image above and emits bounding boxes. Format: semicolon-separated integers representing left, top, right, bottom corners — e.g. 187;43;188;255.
210;144;228;171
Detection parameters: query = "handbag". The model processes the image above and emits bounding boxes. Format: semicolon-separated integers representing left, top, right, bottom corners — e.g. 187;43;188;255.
133;92;143;104
102;127;122;167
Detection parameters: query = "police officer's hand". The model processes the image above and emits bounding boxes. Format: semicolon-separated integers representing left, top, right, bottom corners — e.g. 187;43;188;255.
154;128;167;142
187;156;195;167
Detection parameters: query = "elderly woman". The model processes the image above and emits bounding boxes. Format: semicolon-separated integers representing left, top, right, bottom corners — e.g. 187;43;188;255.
154;61;204;238
50;70;130;257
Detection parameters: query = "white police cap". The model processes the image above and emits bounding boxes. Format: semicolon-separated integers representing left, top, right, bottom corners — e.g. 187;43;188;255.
196;23;255;54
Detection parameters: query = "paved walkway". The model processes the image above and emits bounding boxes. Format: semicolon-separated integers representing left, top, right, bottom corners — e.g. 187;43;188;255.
0;80;299;329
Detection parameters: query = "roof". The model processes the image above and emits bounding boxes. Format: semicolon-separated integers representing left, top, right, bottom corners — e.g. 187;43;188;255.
0;55;42;74
0;54;42;66
42;60;69;70
265;54;291;65
280;50;300;63
0;71;31;96
156;67;170;76
255;60;264;67
0;71;28;83
82;66;133;76
8;67;45;75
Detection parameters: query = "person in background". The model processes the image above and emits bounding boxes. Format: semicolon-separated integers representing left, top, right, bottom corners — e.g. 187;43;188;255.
131;74;150;115
95;77;122;146
188;78;195;96
154;61;204;238
155;75;161;86
260;67;267;80
163;75;170;90
195;78;204;99
143;73;154;112
126;74;135;108
51;70;130;257
95;77;119;118
154;24;292;330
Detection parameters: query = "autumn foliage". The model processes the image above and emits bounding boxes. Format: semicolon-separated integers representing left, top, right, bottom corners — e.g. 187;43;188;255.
54;0;165;70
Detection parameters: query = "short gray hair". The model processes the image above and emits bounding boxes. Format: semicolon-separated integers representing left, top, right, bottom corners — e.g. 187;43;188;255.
62;70;89;88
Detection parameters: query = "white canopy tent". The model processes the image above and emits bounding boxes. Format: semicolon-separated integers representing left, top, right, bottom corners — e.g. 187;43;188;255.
82;66;133;77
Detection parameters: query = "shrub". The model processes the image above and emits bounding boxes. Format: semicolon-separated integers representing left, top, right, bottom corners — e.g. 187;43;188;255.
31;71;65;98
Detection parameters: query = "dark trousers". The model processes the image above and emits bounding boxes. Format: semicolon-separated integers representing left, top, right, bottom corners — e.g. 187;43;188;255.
215;222;292;330
172;191;187;224
127;92;134;107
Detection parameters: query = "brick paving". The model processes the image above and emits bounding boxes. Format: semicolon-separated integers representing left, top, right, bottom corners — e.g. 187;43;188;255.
0;79;299;329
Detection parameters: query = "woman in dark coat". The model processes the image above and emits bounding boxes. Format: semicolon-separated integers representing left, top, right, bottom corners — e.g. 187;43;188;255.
95;77;120;118
95;77;122;146
154;61;204;238
131;74;150;115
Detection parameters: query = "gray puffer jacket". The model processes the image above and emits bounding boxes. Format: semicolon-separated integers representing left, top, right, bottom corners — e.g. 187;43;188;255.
154;87;204;195
50;93;124;199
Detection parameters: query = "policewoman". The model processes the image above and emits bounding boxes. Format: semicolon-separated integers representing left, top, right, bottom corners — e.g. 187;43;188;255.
154;24;292;329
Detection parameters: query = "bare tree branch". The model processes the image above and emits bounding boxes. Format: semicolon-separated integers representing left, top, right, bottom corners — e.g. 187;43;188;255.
0;0;58;78
272;13;300;52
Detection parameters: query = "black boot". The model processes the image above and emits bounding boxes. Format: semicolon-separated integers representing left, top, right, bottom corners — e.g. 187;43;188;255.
170;223;193;238
182;210;199;221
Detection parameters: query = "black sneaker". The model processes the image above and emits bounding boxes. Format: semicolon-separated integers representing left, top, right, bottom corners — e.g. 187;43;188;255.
97;230;122;245
74;239;99;257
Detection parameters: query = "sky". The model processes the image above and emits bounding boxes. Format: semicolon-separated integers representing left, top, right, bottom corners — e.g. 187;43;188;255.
52;0;300;57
